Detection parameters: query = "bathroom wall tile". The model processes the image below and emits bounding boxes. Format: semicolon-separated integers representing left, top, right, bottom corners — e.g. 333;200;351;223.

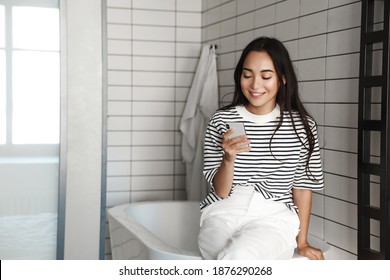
220;35;236;53
132;146;175;161
133;56;174;72
131;175;174;191
254;25;275;38
107;162;131;176
132;10;175;26
298;34;326;60
324;173;357;204
237;0;254;15
106;176;131;192
106;191;131;207
304;104;324;126
326;28;360;56
108;86;131;101
255;6;275;28
299;81;325;103
107;147;132;161
236;30;254;50
325;196;357;228
132;0;175;11
177;12;201;27
108;101;131;116
221;18;236;37
174;189;187;200
133;26;175;41
175;101;186;116
325;220;357;254
324;126;357;153
133;101;174;116
325;104;358;128
323;150;357;178
108;70;132;86
107;116;131;131
309;215;324;239
275;19;299;41
218;69;235;87
328;0;357;8
312;192;324;217
283;40;298;61
107;40;132;55
107;132;131;146
218;52;236;70
107;8;131;24
133;41;175;56
220;1;236;21
107;24;132;40
205;6;221;26
276;0;299;22
254;0;275;9
108;55;131;71
177;0;202;12
299;0;328;16
237;12;254;33
325;79;359;103
132;116;174;131
176;42;201;57
107;0;131;8
132;131;174;146
327;2;361;32
175;87;190;102
177;27;202;42
131;190;174;202
176;73;195;87
176;57;198;72
296;58;326;81
326;53;360;80
133;72;174;87
132;87;175;101
132;161;174;176
299;11;327;38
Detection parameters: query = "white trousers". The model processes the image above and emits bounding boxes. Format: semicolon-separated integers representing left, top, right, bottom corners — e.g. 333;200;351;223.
198;185;300;260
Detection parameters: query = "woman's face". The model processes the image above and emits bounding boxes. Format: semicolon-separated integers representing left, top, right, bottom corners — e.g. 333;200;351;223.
240;51;281;115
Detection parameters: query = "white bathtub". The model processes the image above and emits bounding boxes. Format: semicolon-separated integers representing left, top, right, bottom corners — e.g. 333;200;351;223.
108;201;330;260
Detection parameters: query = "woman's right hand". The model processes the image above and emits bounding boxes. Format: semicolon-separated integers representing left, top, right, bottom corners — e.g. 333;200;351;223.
222;129;251;161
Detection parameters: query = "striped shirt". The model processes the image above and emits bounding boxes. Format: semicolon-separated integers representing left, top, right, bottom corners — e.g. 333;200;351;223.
200;104;324;213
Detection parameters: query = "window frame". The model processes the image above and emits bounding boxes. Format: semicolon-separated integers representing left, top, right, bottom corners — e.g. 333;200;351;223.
0;0;60;158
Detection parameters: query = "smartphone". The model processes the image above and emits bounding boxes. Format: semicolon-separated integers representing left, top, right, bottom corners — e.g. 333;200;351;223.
226;122;247;139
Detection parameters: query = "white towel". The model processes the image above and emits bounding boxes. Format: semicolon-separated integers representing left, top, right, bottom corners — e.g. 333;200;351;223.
180;45;218;201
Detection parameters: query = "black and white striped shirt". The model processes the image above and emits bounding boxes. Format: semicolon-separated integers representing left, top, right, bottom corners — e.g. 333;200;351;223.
200;104;324;213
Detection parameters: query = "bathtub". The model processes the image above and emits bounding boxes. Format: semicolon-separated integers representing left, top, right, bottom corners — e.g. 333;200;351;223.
108;201;330;260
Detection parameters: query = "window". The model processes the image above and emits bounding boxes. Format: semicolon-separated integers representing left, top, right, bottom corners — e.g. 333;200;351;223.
0;0;60;153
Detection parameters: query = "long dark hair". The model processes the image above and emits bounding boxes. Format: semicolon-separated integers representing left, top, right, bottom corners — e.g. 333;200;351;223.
223;36;316;173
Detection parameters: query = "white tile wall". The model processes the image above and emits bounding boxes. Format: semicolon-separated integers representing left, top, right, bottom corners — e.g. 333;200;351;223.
104;0;368;260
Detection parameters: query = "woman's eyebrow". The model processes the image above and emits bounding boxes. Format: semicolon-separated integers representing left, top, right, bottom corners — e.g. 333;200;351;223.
243;67;274;73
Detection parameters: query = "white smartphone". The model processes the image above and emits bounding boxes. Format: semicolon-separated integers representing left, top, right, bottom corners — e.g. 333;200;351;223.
226;122;246;139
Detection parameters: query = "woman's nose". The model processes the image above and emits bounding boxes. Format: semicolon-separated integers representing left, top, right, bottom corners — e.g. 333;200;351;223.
251;75;262;89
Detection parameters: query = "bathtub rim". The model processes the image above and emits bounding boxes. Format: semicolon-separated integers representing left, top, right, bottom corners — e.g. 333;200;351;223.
107;201;203;260
108;200;332;260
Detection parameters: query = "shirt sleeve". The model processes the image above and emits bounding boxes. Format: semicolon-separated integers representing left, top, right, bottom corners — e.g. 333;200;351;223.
203;117;225;191
293;119;324;190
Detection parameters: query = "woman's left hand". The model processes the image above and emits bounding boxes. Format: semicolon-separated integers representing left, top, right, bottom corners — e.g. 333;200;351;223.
297;243;325;260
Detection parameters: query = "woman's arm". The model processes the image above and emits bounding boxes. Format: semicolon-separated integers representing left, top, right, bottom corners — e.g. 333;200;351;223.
293;188;325;260
213;129;250;198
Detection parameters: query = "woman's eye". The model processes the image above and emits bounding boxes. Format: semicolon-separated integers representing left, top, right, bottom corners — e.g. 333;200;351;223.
243;75;252;79
262;76;271;80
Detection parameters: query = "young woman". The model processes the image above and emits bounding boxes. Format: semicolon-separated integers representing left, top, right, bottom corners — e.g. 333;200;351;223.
198;37;325;260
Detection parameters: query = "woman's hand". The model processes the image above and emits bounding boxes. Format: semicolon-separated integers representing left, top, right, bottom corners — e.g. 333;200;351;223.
212;129;250;198
222;129;251;161
297;243;325;260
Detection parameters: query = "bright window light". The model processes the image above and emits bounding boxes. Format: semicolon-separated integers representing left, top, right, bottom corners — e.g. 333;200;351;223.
0;50;5;144
12;51;60;144
0;5;4;48
12;6;59;51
